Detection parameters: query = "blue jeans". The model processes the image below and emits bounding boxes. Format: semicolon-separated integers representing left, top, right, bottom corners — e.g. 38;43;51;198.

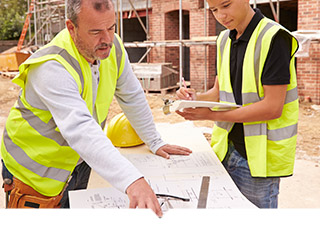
222;144;280;208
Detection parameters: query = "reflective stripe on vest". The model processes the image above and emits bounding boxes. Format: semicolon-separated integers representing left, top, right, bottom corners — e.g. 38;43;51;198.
219;31;230;70
98;36;122;129
15;95;67;146
2;128;70;182
217;121;298;142
219;84;298;106
29;45;85;96
244;123;297;141
113;36;123;73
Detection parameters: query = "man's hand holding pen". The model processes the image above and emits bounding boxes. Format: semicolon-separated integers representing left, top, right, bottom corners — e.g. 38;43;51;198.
177;78;197;100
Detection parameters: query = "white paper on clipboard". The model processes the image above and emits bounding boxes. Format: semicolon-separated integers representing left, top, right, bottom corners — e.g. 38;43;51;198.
170;100;241;112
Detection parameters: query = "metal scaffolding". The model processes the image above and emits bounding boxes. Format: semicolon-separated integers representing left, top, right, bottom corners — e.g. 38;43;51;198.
24;0;66;48
114;0;284;91
114;0;214;90
22;0;285;91
251;0;281;22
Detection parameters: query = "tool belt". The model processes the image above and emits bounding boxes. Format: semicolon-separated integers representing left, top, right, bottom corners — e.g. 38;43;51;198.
8;177;62;208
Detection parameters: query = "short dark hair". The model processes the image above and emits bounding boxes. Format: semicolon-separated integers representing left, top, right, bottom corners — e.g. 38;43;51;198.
67;0;113;27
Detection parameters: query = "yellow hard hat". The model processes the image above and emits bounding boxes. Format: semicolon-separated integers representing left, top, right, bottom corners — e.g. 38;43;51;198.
107;112;144;147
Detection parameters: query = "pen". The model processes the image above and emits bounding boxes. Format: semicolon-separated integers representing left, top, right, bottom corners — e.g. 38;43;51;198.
182;77;192;99
182;77;187;88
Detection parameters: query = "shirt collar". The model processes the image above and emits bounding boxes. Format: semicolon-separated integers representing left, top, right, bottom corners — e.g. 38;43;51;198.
90;60;101;68
229;8;264;42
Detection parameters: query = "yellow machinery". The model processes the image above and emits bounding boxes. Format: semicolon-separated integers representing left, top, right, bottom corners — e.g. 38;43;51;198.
0;0;34;72
0;52;31;72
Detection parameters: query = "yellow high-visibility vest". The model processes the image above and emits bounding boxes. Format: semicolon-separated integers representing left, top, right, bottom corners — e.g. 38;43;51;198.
211;18;299;177
1;29;125;196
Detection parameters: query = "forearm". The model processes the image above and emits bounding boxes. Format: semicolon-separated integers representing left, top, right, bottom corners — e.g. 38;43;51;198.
209;99;282;122
116;88;166;153
196;88;219;102
208;85;287;122
196;76;219;102
179;85;287;123
115;52;166;153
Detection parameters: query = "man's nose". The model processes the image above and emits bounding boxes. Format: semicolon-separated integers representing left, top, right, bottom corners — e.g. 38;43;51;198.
216;11;227;20
100;30;113;43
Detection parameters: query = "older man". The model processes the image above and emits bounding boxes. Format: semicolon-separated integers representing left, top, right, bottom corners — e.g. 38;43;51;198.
1;0;191;216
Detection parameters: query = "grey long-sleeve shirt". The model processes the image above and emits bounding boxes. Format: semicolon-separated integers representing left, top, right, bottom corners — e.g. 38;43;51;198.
24;50;166;193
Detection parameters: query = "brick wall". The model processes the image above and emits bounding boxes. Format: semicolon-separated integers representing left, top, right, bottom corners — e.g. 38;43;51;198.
150;0;216;91
297;0;320;104
189;6;216;90
164;11;180;69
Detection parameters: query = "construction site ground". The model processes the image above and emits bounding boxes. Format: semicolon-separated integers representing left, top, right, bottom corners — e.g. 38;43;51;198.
0;75;320;209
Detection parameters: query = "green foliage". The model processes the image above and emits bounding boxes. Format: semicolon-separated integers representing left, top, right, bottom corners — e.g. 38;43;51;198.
0;0;28;40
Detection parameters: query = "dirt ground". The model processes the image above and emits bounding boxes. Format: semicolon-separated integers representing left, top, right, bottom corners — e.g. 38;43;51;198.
0;74;319;208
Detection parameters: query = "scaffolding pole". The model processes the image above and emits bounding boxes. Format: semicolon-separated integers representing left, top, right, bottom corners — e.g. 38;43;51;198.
269;0;279;22
179;0;183;88
146;0;150;63
124;38;216;48
204;0;208;92
128;0;148;38
65;0;67;21
28;0;32;43
34;1;38;46
120;0;123;40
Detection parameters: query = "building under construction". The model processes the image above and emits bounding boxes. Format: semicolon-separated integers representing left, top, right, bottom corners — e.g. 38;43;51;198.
1;0;320;103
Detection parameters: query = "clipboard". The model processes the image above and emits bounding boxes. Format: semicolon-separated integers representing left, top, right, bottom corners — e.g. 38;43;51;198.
168;100;241;113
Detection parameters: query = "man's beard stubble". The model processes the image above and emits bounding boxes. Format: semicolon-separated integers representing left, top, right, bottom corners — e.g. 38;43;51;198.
74;34;113;61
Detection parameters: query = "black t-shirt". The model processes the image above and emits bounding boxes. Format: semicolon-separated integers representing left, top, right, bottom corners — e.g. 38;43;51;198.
226;9;293;159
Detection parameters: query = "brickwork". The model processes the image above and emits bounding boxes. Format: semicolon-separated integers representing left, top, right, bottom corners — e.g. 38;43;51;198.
164;11;180;69
297;0;320;104
189;7;216;90
150;0;216;91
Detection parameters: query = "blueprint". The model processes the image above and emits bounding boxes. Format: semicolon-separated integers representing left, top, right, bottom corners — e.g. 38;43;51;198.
122;152;225;178
69;176;256;209
69;122;257;209
69;187;129;209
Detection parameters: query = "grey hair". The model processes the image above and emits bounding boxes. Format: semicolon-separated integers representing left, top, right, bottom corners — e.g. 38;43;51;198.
67;0;113;27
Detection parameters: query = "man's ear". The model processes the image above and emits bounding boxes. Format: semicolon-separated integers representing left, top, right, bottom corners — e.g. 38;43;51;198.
66;19;76;38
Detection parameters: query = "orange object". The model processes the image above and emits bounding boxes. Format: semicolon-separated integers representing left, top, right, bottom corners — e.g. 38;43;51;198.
17;0;35;51
0;52;31;72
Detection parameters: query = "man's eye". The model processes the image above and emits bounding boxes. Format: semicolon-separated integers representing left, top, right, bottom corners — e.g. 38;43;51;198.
223;3;230;8
90;31;100;35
